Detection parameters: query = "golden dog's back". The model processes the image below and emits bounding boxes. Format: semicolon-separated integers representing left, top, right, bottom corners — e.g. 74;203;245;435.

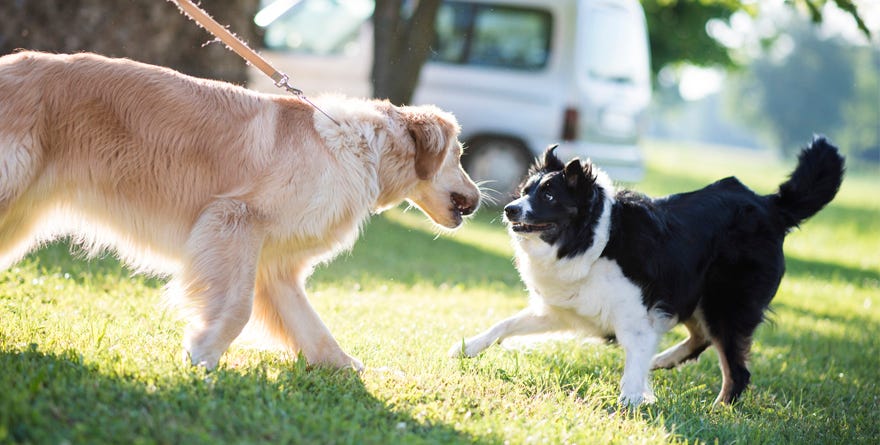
0;52;315;270
2;51;264;204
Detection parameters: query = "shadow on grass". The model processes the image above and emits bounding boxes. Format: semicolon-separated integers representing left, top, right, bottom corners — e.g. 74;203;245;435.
808;202;880;235
312;211;521;289
456;297;878;445
6;228;508;444
20;241;167;289
0;347;486;444
784;254;880;284
17;207;875;443
653;305;878;444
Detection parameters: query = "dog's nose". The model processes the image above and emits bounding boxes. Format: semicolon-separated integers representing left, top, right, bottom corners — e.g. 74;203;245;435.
504;204;522;220
452;192;476;216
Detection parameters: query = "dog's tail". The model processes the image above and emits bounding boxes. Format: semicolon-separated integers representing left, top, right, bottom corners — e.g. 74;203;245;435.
772;136;845;229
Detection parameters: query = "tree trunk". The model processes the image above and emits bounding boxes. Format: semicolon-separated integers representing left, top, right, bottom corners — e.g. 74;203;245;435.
371;0;441;105
0;0;260;84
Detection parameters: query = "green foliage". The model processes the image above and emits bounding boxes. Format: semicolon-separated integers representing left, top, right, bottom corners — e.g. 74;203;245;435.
640;0;873;76
727;18;879;158
641;0;741;74
740;24;853;151
1;141;878;444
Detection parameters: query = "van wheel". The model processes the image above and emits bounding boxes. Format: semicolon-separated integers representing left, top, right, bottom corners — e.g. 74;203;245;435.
462;138;533;205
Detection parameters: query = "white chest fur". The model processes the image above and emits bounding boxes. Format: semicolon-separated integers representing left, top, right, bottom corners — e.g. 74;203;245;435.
518;248;646;334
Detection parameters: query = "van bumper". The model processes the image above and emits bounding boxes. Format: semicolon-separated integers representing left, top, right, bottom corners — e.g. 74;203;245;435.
553;140;644;183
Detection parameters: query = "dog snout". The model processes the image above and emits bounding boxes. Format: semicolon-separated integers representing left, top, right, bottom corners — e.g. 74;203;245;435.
504;203;522;221
452;192;477;216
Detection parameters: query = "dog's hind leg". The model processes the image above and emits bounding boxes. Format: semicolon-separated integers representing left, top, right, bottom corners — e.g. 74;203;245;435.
0;209;41;269
651;311;711;370
0;135;43;268
710;335;753;405
0;194;54;271
448;306;565;358
0;113;41;207
702;251;783;405
251;262;363;371
173;199;264;370
703;278;778;404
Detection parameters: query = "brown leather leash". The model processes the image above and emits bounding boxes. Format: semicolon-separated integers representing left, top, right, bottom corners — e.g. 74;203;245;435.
171;0;341;126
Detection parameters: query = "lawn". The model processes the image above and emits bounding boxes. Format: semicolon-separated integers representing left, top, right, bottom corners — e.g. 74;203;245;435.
1;140;877;444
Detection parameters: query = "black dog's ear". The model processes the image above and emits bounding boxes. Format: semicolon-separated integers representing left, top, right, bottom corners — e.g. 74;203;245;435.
564;158;584;189
582;159;597;185
541;145;564;172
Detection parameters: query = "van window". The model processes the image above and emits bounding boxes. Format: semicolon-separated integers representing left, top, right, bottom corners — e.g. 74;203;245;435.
432;2;552;70
257;0;373;55
581;3;649;84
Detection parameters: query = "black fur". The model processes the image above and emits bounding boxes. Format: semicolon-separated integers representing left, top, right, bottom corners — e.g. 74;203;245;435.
774;137;846;227
505;136;845;403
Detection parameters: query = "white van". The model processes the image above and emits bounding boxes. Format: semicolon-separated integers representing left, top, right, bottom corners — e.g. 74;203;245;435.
250;0;652;197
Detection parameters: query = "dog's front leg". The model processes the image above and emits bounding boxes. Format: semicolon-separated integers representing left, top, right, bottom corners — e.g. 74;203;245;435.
175;199;264;370
449;307;562;358
253;265;363;371
615;322;660;406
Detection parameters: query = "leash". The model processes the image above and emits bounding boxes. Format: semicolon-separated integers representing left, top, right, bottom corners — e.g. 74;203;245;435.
171;0;341;126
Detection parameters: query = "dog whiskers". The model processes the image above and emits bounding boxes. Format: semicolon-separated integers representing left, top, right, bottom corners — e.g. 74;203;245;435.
474;180;502;207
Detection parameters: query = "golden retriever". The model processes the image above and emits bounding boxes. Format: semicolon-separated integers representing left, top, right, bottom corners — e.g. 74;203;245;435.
0;51;480;371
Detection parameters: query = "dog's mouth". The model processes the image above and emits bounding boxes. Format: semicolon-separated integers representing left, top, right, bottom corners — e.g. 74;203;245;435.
450;192;477;226
509;221;555;233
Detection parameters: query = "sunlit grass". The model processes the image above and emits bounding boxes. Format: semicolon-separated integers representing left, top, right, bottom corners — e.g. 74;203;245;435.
1;139;877;443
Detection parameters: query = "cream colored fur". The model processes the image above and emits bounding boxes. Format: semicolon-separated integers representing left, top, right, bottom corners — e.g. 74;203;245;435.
0;51;480;370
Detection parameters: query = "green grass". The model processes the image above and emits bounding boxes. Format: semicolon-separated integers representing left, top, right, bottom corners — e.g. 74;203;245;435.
1;139;878;444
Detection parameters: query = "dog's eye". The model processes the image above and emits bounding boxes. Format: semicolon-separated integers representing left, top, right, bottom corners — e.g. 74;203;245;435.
543;191;554;202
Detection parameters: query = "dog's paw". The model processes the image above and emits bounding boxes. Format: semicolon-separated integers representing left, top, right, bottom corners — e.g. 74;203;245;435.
183;347;222;371
447;338;484;358
448;341;469;358
337;353;365;373
347;355;365;373
618;390;656;407
310;350;364;372
650;356;673;370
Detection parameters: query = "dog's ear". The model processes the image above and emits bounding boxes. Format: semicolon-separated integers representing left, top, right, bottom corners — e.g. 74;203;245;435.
582;159;593;181
541;145;565;172
404;107;456;180
564;158;584;189
582;159;599;187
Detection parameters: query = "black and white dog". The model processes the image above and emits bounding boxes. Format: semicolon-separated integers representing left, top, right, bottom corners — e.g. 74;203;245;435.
450;137;844;406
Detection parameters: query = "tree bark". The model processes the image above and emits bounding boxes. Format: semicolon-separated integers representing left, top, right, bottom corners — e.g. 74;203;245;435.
371;0;441;105
0;0;260;84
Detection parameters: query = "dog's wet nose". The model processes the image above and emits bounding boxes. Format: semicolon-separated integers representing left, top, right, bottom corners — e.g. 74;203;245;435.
452;192;476;216
504;204;521;220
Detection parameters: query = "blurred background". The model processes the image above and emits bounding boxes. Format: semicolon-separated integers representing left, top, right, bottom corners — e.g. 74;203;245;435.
1;0;877;196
